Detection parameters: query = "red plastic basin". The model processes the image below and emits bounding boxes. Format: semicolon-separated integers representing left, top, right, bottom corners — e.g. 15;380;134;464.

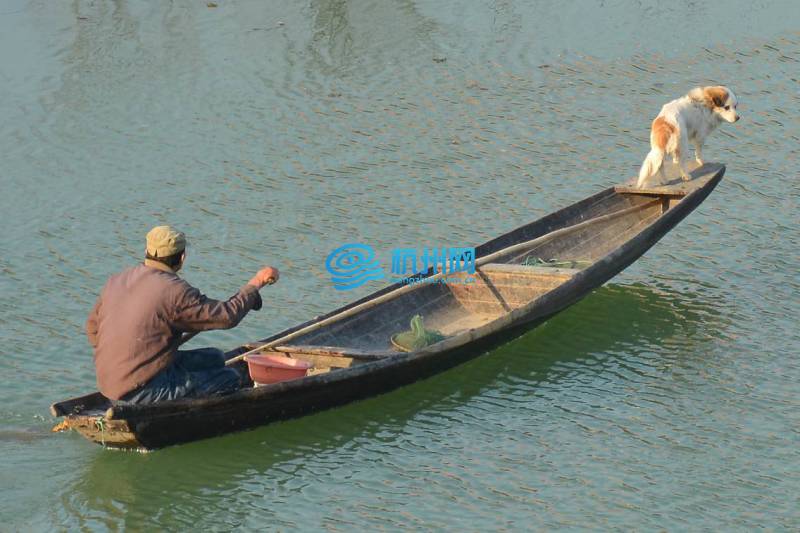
245;354;311;385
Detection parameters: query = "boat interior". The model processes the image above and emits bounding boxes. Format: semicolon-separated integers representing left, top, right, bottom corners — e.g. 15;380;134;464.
244;165;714;380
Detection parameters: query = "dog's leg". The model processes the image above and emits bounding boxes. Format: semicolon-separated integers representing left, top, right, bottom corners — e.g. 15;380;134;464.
673;151;691;181
680;165;691;181
676;157;691;181
675;131;691;181
693;140;704;166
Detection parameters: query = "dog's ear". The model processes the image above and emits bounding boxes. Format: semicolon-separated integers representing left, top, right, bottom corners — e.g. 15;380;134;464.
704;86;728;108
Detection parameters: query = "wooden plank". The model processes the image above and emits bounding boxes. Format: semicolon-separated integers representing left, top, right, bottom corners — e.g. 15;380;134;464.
268;351;355;369
64;416;140;448
272;345;397;360
615;162;723;196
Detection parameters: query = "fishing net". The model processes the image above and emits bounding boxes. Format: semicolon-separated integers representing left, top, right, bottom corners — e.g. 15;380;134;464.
391;314;446;352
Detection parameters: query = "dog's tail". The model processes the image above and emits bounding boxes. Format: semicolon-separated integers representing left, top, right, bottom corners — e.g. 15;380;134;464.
636;148;664;188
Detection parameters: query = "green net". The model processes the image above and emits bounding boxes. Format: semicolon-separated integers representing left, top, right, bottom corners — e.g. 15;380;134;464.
391;314;447;352
522;256;593;269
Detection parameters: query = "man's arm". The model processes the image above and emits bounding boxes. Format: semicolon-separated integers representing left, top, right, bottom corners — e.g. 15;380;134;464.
172;266;279;333
85;297;101;348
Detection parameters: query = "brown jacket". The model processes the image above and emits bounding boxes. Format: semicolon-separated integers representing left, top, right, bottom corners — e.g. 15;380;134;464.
86;260;262;400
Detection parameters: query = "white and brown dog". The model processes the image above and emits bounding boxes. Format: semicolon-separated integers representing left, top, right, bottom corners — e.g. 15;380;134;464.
637;86;739;187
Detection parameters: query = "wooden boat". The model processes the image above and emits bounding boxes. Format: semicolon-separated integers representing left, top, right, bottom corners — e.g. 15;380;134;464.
51;163;725;450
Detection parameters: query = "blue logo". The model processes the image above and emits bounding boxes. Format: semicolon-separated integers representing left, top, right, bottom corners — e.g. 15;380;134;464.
325;243;385;291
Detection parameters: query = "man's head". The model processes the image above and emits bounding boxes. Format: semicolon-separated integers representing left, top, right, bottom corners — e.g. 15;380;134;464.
145;225;187;271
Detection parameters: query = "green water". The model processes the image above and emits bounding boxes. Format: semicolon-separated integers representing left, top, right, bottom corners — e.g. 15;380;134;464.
2;0;799;530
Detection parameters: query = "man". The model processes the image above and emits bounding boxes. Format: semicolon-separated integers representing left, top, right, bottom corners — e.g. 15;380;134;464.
85;225;279;404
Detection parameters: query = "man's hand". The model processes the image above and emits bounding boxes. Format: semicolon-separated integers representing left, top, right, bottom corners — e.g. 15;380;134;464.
248;266;280;289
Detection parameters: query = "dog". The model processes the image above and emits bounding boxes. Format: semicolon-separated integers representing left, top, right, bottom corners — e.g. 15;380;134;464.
637;86;739;187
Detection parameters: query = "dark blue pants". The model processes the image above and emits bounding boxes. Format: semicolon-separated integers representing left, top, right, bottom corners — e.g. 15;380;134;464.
119;347;242;405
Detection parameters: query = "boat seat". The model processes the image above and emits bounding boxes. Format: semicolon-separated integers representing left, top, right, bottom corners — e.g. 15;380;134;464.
256;344;397;372
271;344;397;360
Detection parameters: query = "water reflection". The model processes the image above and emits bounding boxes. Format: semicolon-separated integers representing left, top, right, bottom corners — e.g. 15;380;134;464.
308;0;354;74
305;0;435;79
63;281;726;529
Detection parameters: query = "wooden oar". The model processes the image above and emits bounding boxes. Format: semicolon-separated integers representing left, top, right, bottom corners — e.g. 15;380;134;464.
225;200;659;366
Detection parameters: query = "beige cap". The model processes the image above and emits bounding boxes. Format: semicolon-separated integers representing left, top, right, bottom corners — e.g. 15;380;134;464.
146;225;186;258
